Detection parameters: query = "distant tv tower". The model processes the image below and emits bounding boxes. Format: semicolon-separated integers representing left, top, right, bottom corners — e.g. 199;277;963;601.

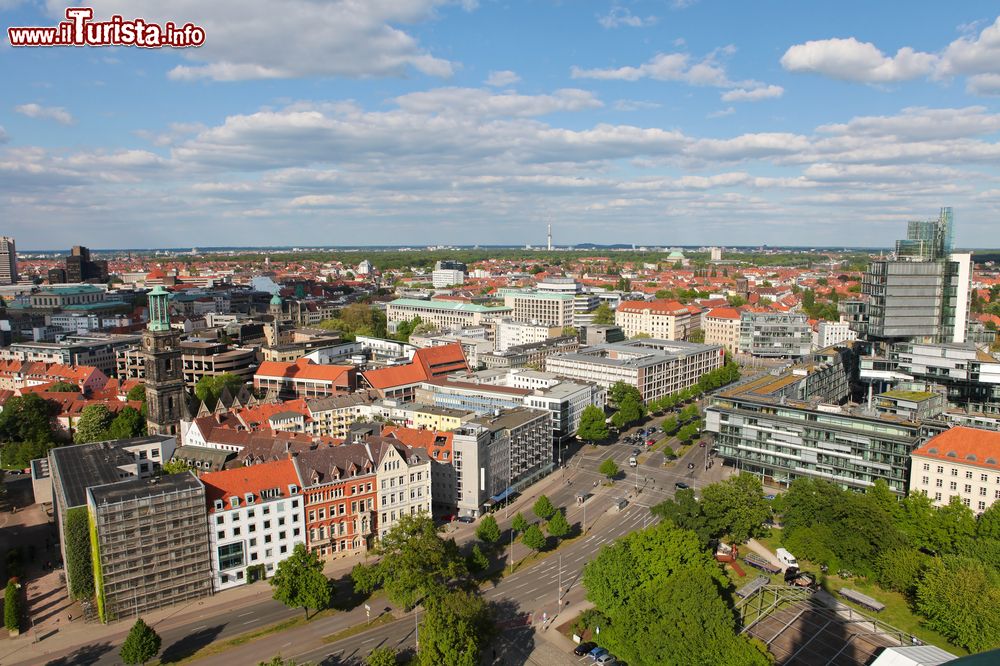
547;223;552;251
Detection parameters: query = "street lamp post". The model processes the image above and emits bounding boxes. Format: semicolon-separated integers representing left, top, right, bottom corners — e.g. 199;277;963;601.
557;554;562;608
415;606;419;651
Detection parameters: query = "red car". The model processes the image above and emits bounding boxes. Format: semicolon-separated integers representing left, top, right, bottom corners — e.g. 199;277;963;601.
646;439;655;447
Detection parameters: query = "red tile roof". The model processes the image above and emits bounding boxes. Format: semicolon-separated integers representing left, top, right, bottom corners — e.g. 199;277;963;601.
617;299;696;316
255;358;354;385
201;458;301;512
362;343;469;390
912;427;1000;471
705;307;742;320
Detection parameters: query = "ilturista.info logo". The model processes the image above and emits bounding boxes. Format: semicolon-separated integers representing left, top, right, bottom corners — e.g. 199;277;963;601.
8;7;205;48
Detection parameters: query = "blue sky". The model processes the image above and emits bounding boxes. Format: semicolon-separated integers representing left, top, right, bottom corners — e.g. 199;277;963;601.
2;1;1000;250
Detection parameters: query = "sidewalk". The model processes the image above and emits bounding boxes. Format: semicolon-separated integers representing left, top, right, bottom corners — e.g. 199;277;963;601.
5;466;577;665
1;549;369;666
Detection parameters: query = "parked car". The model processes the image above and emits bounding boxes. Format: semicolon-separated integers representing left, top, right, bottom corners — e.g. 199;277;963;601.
596;654;617;665
457;516;475;524
589;647;609;661
574;642;597;656
646;439;655;447
632;448;641;456
628;456;637;467
698;441;706;447
675;482;690;490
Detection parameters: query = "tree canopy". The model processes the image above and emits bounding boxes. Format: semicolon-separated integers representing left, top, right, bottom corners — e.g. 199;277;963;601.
119;618;161;665
591;302;614;325
417;590;493;666
270;543;331;619
511;512;528;535
576;405;608;443
583;522;768;666
699;473;771;543
916;555;1000;653
599;458;620;480
126;383;147;402
0;393;58;445
475;514;500;545
73;404;115;443
521;524;546;553
352;513;466;609
532;495;555;521
546;509;571;539
194;372;246;410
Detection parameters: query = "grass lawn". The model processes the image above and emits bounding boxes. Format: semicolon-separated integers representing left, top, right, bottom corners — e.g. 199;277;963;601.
756;528;783;556
819;574;967;656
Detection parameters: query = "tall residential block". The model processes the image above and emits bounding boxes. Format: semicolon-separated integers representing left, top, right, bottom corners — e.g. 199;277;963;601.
0;236;17;285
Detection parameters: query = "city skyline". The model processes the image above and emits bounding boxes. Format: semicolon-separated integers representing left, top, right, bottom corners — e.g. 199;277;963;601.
2;2;1000;249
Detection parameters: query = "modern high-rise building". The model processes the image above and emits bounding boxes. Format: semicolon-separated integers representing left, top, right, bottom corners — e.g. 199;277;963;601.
0;236;17;285
738;312;812;358
64;245;108;283
143;286;185;436
844;208;971;346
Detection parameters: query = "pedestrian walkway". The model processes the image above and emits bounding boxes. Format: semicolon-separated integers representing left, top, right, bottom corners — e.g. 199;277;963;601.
745;538;783;569
1;548;369;666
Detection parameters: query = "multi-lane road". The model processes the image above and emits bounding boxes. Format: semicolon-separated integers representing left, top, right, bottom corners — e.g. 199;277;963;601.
37;417;721;666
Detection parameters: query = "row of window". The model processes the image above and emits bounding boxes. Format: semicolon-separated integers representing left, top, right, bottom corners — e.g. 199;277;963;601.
930;493;989;511
215;499;298;522
920;477;1000;497
921;462;999;484
307;499;373;521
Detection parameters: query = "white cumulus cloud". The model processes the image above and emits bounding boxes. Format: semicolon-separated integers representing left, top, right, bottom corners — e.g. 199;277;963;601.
47;0;460;81
14;103;75;125
598;6;657;29
485;70;520;87
780;37;938;82
721;85;784;102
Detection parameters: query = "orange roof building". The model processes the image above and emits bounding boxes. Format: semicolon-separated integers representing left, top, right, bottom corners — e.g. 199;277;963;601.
200;458;305;590
361;343;469;401
254;358;356;400
614;299;703;341
910;426;1000;515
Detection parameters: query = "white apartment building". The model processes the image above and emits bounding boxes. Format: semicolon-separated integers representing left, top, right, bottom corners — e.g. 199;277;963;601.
703;307;742;354
815;319;858;350
909;426;1000;515
374;440;432;538
202;459;306;591
614;300;702;340
385;299;511;333
545;339;724;403
451;408;552;518
432;269;465;288
495;318;562;352
502;291;575;328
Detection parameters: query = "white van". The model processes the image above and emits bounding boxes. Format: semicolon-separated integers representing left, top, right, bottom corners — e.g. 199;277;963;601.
776;548;797;569
628;456;637;467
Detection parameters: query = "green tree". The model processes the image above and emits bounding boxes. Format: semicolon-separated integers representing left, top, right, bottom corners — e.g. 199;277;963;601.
661;415;679;435
576;405;609;443
977;502;1000;540
351;513;466;609
700;473;771;543
916;556;1000;653
161;459;192;475
0;393;58;445
651;488;712;545
874;546;928;596
467;543;489;574
592;302;614;325
73;404;114;443
599;458;620;480
532;495;556;521
194;373;246;410
64;506;94;599
521;524;546;553
661;444;674;458
119;618;161;665
366;646;398;666
126;384;147;402
475;514;500;545
107;406;146;440
47;381;79;392
511;512;528;535
611;394;644;429
417;590;493;666
4;580;20;632
546;509;570;539
561;326;578;337
393;315;423;342
687;329;705;343
270;543;331;619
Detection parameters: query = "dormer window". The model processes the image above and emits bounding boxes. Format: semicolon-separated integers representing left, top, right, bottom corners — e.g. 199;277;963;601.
230;496;240;508
289;484;299;495
245;492;255;504
214;499;224;511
